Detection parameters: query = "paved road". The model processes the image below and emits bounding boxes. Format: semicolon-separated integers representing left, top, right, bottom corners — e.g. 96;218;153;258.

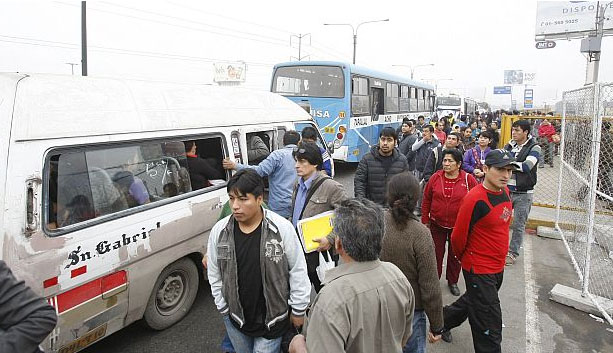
82;162;613;352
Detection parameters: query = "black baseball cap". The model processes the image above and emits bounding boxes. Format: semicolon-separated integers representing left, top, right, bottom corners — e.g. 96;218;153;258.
485;149;519;169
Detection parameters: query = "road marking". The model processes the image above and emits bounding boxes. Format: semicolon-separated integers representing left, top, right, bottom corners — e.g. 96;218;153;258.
524;234;542;353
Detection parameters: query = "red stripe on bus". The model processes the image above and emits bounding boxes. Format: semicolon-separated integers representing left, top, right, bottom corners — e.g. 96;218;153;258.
57;279;101;313
101;270;127;293
71;265;87;278
55;270;128;313
43;277;58;288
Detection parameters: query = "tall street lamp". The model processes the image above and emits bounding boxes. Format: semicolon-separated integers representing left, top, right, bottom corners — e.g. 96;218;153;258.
324;19;389;64
392;63;434;80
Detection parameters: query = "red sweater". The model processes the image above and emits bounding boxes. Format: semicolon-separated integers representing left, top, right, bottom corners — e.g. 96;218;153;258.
538;124;556;142
422;170;478;228
451;184;512;274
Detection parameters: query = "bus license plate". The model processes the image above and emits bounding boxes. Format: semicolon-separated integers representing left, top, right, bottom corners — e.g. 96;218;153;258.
59;323;107;353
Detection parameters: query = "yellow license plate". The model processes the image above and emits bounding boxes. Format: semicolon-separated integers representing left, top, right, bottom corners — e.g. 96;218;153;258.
59;323;107;353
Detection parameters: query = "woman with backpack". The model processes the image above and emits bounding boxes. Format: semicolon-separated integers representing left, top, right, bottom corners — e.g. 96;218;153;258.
422;148;478;296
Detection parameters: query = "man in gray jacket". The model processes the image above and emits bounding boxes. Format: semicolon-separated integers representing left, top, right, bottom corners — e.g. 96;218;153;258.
0;260;57;353
289;198;415;353
207;169;310;353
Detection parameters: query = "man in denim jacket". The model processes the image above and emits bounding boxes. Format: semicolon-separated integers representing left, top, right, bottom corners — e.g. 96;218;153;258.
207;169;310;353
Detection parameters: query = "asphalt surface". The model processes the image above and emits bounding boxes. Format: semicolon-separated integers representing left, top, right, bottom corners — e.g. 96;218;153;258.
82;162;613;352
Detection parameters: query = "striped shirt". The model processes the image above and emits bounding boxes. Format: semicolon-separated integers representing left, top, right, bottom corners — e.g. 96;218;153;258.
506;138;541;193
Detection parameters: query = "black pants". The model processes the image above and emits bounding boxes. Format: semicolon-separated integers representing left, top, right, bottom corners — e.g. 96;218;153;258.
444;270;504;353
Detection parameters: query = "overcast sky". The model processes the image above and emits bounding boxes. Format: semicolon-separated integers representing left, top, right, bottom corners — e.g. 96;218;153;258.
1;0;612;109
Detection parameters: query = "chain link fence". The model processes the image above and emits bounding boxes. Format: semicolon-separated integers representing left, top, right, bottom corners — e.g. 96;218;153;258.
556;82;613;325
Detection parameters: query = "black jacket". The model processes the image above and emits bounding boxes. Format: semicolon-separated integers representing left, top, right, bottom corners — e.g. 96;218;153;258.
399;133;418;171
413;137;440;173
354;145;409;205
0;260;57;353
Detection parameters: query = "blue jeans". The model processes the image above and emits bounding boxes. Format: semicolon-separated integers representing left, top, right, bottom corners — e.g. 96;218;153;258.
221;332;235;352
404;309;427;353
509;192;533;257
223;316;282;353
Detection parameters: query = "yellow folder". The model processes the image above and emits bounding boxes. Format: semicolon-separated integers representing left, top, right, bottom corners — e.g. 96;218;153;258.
297;211;335;253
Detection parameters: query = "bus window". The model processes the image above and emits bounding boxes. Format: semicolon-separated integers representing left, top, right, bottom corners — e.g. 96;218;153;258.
272;66;344;98
351;76;369;116
46;137;227;233
409;87;418;112
385;83;399;113
400;86;409;112
417;88;424;111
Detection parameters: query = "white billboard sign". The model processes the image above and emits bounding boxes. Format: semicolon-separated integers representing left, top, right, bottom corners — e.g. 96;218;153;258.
213;62;247;82
535;1;613;40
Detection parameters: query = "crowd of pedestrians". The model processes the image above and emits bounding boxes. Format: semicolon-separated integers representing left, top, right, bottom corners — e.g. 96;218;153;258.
204;118;543;353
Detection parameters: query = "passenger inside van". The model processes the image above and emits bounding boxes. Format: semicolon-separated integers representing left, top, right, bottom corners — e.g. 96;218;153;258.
184;141;223;190
246;133;270;165
112;170;150;208
59;194;95;227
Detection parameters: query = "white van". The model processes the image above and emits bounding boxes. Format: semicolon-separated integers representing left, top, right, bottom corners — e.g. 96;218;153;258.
0;73;331;353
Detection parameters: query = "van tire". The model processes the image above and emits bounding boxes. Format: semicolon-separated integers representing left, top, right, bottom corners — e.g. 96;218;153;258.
144;257;199;330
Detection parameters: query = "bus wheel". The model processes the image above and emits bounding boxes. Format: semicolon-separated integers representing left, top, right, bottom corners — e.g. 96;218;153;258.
144;257;199;330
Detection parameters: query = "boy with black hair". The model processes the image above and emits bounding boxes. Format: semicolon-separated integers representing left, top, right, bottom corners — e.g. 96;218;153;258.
300;127;332;177
354;127;409;205
207;169;310;353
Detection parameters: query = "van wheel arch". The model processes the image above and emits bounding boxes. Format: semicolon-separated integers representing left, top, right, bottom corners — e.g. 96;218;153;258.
143;257;199;330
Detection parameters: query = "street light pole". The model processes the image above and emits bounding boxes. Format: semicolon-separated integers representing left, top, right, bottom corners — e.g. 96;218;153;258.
324;19;389;64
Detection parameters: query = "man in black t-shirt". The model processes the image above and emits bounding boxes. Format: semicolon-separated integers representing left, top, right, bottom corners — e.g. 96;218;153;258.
207;169;310;353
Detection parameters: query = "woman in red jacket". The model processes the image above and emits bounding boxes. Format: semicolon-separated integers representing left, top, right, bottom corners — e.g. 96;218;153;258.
422;148;478;296
538;119;556;167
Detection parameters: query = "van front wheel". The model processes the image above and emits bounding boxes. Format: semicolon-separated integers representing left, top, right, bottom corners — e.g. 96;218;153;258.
144;257;199;330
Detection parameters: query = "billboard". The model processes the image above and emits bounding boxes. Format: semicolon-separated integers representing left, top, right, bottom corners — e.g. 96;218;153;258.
213;62;247;82
535;1;613;40
494;86;512;94
504;70;524;84
524;89;534;109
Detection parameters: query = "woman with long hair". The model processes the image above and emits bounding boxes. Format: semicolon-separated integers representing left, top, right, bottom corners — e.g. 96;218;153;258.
380;172;444;353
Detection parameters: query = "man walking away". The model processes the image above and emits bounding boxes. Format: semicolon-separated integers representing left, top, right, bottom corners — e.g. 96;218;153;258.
444;149;518;353
504;120;541;265
223;130;301;218
207;169;310;353
289;198;415;353
398;121;419;171
354;127;409;205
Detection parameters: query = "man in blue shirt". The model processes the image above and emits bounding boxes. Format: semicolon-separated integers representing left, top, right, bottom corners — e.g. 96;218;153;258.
223;130;300;218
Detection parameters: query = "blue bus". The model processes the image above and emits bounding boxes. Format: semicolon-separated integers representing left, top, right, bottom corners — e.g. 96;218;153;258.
271;61;435;162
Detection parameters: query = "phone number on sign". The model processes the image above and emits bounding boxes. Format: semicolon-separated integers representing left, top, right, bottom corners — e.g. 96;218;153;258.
540;19;579;27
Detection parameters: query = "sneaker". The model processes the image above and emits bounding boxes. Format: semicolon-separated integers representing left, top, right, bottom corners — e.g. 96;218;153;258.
505;253;517;266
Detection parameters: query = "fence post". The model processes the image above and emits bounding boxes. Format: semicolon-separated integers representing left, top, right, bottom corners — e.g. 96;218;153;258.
555;103;567;226
583;83;602;297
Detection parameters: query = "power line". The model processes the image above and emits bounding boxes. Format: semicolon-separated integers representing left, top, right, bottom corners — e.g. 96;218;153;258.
54;1;290;48
0;35;276;67
98;1;290;45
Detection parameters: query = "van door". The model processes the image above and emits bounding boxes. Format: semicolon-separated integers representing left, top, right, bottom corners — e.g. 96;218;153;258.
295;121;335;177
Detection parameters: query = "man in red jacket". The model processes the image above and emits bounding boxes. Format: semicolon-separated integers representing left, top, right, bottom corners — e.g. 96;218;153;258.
441;149;518;353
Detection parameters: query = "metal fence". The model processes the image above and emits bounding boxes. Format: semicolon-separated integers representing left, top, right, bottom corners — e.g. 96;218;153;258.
556;82;613;325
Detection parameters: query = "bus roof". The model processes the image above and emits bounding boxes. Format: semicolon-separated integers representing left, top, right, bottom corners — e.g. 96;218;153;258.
2;73;313;141
273;61;435;90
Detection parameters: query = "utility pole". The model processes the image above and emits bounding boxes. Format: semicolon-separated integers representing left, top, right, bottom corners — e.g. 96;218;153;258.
81;1;88;76
66;62;79;75
324;19;388;64
583;1;607;84
290;33;311;61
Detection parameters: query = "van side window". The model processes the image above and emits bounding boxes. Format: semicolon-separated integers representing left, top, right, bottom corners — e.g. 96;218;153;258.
46;137;226;231
245;131;272;165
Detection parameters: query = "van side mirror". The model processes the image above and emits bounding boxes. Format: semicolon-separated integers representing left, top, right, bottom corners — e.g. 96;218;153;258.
327;141;335;153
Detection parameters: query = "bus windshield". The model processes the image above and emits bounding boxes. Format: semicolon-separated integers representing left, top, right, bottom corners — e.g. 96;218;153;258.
272;65;344;98
437;96;461;106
